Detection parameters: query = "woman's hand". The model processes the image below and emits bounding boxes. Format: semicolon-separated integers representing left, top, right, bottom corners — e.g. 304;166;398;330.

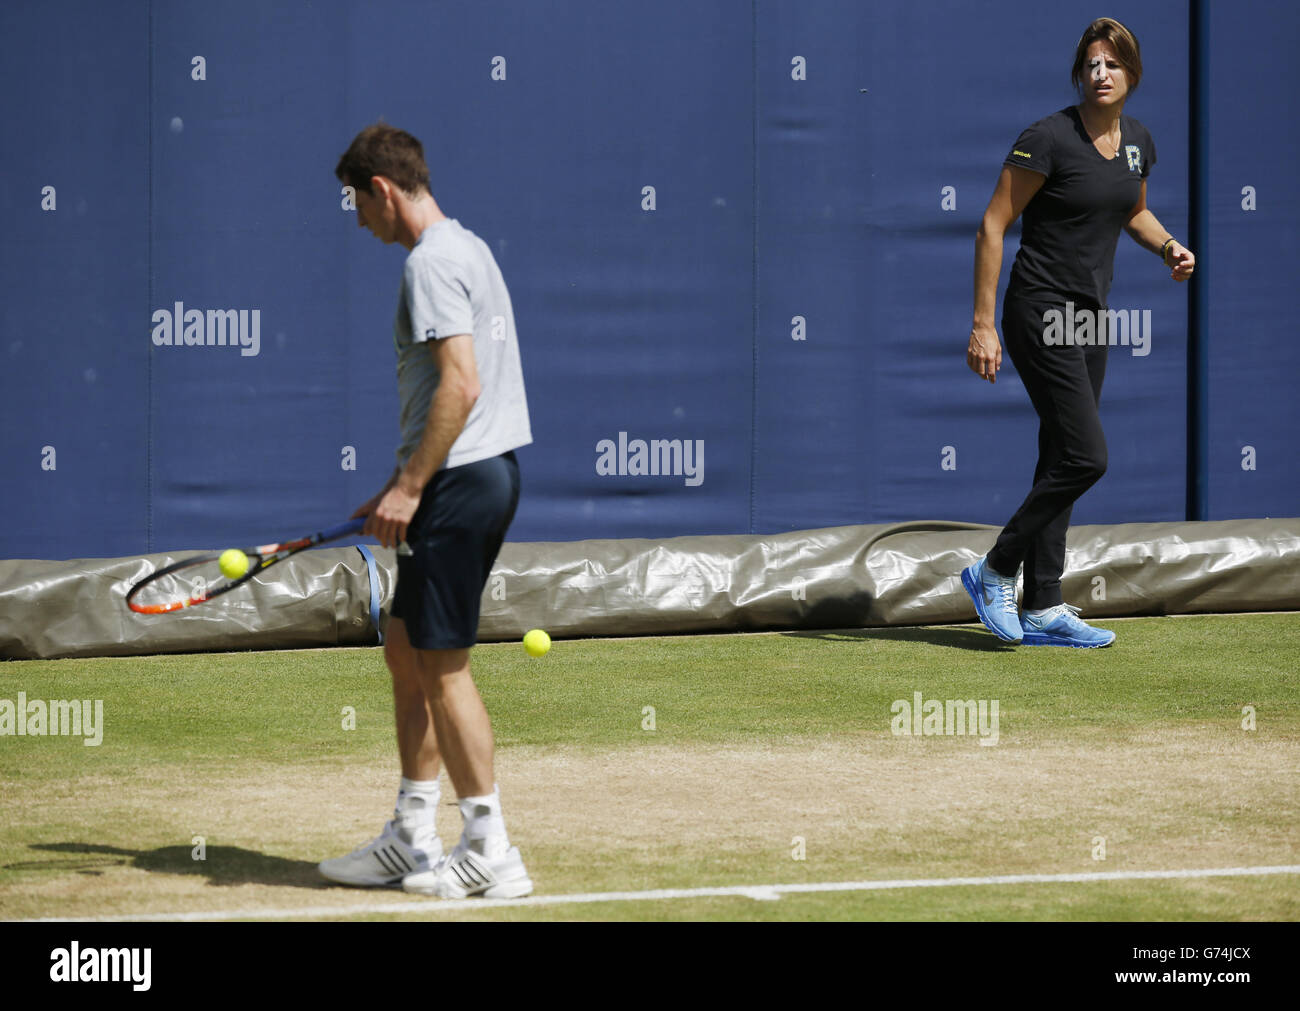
1166;241;1195;282
967;324;1004;383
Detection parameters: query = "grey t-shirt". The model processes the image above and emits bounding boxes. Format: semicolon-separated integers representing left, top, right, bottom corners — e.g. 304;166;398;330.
393;219;532;470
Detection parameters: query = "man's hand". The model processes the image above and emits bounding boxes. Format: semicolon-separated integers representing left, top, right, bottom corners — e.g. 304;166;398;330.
350;485;390;522
1166;241;1195;282
366;481;422;549
967;324;1004;383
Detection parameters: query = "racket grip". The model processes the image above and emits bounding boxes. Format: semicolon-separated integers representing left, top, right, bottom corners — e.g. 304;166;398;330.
319;517;367;542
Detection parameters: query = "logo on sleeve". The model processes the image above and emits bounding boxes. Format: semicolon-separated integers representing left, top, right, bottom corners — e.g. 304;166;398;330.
1125;145;1142;172
425;327;437;340
1012;149;1032;159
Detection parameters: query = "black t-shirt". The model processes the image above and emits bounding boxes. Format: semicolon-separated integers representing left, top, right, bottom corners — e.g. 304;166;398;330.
1003;106;1155;307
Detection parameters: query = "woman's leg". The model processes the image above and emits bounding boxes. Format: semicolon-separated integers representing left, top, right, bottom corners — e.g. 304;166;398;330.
1020;340;1109;609
987;297;1108;592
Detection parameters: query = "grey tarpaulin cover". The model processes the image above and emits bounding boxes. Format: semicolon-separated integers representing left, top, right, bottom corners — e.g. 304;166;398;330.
0;547;393;660
1;518;1297;660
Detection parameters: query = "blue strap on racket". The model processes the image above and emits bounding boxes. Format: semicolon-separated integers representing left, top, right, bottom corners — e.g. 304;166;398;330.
356;545;383;645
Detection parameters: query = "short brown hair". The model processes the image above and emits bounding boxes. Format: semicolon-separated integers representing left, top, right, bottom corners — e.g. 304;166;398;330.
1071;18;1142;96
335;122;431;197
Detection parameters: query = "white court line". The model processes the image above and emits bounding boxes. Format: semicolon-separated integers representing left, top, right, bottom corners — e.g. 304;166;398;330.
13;864;1300;923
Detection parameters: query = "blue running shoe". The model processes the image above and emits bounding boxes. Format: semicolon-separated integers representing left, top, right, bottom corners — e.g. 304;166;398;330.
961;555;1023;643
1020;604;1115;648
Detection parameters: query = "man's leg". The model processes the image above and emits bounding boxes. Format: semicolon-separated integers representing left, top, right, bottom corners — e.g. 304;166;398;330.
386;616;441;780
411;646;494;797
400;453;532;898
316;616;445;886
400;644;532;897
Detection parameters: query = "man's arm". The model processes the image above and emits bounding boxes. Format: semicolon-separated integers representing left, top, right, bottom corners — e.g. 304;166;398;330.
366;335;481;548
351;467;400;520
1124;180;1195;281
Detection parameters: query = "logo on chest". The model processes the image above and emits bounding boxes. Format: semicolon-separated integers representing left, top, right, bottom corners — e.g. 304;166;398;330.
1125;145;1142;172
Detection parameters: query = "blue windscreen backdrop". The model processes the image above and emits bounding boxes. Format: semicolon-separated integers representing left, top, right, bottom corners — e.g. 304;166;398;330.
0;1;1294;561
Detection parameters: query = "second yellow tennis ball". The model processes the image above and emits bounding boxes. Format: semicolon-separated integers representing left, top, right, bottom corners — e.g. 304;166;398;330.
523;628;551;657
219;548;249;580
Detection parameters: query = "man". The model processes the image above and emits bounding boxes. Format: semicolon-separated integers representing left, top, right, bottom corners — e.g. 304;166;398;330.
319;123;534;898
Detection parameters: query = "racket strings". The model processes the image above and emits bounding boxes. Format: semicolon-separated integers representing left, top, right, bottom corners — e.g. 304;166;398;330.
125;520;362;614
128;555;256;613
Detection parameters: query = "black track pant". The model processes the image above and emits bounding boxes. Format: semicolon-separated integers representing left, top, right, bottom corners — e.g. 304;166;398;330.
986;293;1108;610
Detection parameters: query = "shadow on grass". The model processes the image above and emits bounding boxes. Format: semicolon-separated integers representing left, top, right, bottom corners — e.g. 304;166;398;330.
9;841;330;889
781;625;1017;652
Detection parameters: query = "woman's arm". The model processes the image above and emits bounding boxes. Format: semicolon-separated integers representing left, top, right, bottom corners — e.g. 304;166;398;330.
969;165;1045;383
1124;180;1195;281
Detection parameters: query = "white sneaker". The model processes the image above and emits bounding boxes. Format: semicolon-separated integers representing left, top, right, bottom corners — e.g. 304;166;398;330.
402;841;534;898
318;820;441;887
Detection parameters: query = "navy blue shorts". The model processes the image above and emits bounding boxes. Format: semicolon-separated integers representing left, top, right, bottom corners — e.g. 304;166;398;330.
390;451;520;650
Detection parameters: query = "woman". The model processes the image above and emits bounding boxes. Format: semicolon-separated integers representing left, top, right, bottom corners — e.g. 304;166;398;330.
962;17;1194;647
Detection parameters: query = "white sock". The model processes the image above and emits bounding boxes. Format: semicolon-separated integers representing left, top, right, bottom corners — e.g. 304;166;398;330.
1024;607;1053;617
458;784;509;859
395;776;440;844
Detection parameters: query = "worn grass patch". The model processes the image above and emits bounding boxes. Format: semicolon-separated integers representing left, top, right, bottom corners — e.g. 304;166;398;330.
2;613;1296;920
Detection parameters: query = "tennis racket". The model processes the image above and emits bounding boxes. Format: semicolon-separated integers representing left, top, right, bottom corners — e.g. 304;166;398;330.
126;518;366;614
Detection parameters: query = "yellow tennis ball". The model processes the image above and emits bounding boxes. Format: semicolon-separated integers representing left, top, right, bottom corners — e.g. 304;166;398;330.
219;548;249;580
523;628;551;658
